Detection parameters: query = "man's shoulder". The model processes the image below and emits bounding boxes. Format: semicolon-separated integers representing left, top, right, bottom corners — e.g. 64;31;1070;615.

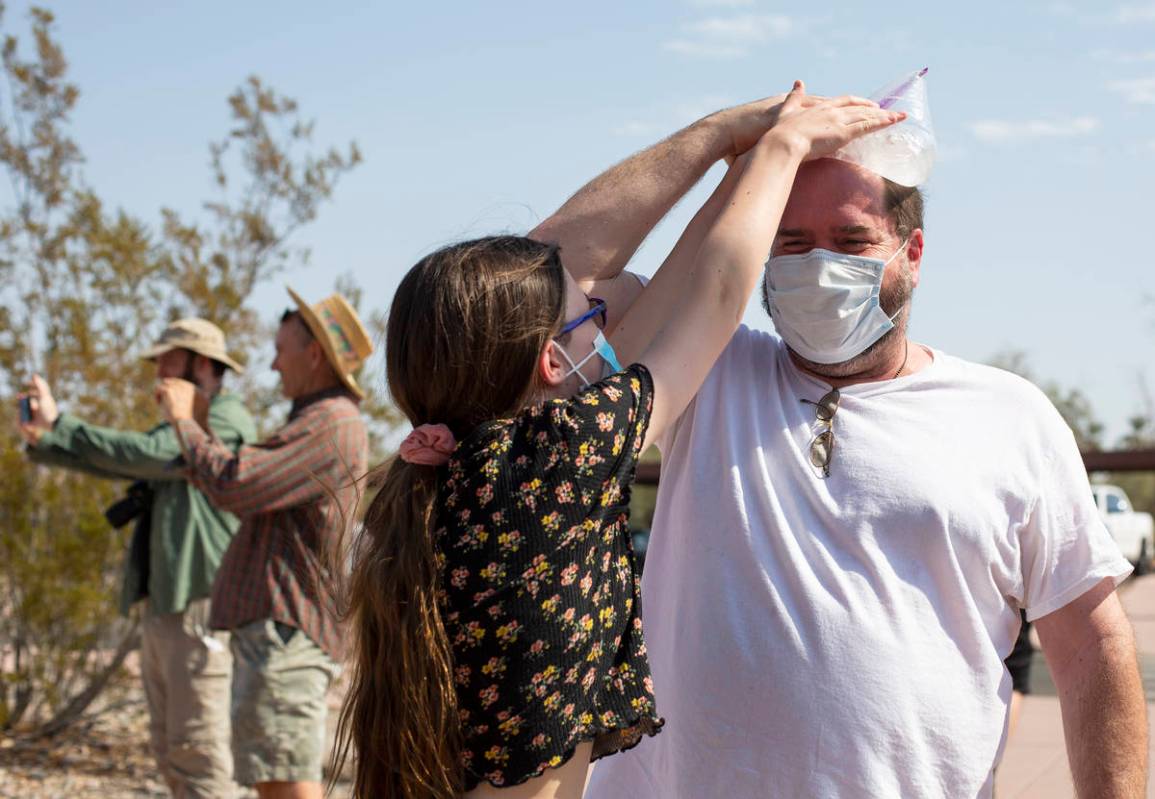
927;351;1074;446
710;324;781;383
293;392;370;441
209;391;253;417
208;392;258;439
730;323;780;353
326;393;369;423
292;390;363;416
931;351;1055;408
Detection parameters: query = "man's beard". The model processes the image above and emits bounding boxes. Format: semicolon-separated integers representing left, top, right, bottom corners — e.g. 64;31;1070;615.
761;263;915;379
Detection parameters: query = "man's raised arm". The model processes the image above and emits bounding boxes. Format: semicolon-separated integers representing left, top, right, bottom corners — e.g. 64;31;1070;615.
529;93;809;294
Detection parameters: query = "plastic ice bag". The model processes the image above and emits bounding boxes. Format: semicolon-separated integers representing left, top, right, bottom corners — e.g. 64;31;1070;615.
832;67;935;187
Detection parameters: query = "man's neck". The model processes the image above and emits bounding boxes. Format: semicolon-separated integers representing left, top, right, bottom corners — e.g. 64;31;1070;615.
294;369;344;402
790;337;928;389
295;367;339;397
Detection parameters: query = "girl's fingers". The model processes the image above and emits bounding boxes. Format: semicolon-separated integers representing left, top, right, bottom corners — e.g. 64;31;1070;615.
839;111;904;142
854;110;905;129
832;106;901;125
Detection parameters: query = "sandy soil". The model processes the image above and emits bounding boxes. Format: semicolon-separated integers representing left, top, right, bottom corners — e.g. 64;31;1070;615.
0;679;352;799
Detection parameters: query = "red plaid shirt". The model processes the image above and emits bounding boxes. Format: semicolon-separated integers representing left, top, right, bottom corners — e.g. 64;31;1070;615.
175;388;368;658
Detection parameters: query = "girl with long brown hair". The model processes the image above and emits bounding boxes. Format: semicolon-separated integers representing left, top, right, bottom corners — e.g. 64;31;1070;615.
334;84;903;798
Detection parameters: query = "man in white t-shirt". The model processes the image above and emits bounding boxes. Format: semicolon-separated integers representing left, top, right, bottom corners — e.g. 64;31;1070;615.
531;95;1147;797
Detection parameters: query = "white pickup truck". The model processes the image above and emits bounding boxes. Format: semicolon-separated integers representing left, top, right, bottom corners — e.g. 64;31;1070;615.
1091;484;1155;575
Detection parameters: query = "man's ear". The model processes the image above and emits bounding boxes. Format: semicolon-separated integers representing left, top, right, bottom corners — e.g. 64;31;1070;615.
539;340;569;388
309;339;327;371
904;229;924;288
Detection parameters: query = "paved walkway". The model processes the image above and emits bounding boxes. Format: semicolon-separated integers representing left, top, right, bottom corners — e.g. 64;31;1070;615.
995;572;1155;797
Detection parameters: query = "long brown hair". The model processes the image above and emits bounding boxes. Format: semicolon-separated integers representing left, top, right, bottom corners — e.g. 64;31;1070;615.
332;236;567;798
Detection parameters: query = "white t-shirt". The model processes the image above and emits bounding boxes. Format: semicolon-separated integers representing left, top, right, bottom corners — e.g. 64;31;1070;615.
587;326;1130;799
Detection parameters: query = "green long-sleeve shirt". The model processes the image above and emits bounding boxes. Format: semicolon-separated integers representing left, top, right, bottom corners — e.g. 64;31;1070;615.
28;393;257;616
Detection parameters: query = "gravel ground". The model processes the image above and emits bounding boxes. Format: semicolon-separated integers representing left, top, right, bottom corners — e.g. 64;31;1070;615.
0;697;175;799
0;680;352;799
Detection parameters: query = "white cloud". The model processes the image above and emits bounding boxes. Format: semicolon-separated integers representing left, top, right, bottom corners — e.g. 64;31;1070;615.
1108;76;1155;103
1052;3;1155;25
968;116;1101;143
1114;3;1155;22
662;39;749;59
684;14;793;41
664;13;796;59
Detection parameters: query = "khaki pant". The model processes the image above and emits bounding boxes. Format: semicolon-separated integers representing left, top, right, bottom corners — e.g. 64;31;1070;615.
140;599;236;799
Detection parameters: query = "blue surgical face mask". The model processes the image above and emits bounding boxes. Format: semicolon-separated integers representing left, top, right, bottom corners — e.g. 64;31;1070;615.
557;331;623;387
765;243;907;364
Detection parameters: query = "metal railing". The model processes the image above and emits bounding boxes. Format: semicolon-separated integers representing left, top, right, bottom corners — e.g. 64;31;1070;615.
1083;449;1155;473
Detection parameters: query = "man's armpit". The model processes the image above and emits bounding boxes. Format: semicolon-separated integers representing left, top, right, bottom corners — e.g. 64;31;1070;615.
586;271;647;333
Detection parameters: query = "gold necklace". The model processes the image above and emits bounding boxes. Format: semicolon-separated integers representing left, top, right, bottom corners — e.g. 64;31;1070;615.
893;340;910;380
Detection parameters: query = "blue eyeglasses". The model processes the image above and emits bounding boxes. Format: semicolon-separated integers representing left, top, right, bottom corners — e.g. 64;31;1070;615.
559;297;607;336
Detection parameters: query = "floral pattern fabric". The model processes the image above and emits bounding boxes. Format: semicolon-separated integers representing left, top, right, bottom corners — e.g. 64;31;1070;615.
435;365;662;789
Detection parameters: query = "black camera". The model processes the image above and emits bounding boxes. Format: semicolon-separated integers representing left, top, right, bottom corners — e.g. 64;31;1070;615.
104;481;154;529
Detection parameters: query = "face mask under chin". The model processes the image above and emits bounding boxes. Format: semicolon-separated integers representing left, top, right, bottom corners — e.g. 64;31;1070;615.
556;331;623;388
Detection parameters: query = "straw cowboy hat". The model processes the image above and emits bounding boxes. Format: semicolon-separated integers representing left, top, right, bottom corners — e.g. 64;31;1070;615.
287;286;374;399
139;318;245;374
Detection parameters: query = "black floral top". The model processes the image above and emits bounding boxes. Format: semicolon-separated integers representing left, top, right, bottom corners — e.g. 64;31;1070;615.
434;365;662;789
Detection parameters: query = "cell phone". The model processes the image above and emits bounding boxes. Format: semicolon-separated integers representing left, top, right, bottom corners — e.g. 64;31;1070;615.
18;396;33;424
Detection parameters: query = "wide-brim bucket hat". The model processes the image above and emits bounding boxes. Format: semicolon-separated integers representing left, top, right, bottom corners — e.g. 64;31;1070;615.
138;317;245;374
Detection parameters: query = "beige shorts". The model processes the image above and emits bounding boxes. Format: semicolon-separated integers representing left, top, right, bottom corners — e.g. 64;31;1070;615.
229;619;338;785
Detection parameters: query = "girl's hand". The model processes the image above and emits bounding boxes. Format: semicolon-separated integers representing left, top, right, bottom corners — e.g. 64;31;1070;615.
714;89;826;162
767;80;904;162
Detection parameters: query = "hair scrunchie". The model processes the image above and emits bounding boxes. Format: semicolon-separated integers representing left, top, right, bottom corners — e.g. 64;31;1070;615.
398;423;457;466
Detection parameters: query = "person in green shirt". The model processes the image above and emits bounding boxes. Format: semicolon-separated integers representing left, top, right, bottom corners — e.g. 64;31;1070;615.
16;318;256;799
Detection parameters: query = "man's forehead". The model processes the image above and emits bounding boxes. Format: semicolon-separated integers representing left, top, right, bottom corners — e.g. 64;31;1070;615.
275;318;303;347
780;160;892;235
777;223;887;238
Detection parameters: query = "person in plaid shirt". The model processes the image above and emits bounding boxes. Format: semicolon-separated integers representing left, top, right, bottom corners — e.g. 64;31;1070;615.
157;288;372;799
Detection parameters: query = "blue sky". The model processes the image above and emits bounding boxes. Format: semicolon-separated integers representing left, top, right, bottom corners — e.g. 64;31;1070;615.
13;0;1155;442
